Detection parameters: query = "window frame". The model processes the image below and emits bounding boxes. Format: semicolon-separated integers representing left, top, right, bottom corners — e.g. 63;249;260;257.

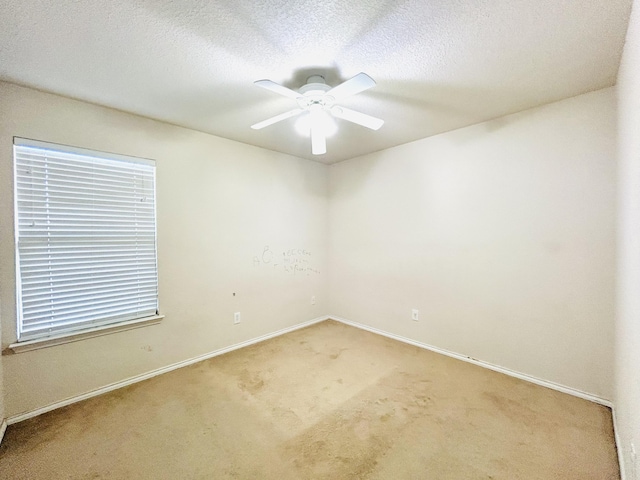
11;138;162;351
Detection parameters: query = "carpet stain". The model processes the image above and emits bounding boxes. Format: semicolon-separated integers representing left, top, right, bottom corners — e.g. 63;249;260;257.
329;347;348;360
237;369;266;394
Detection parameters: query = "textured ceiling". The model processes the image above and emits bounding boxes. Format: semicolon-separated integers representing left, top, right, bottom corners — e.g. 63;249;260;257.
0;0;633;164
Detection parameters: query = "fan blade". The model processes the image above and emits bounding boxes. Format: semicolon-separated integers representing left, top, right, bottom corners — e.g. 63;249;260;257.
326;73;376;101
331;106;384;130
310;110;327;155
251;108;303;130
254;79;301;100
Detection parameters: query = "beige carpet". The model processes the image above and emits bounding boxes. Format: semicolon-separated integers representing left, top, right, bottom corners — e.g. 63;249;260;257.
0;320;619;479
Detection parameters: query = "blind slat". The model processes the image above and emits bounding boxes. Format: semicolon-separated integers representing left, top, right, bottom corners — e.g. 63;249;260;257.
22;280;158;302
21;307;158;334
19;267;158;283
23;293;159;321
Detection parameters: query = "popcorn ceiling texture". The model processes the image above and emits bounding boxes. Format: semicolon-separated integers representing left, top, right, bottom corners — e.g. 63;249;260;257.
0;0;633;163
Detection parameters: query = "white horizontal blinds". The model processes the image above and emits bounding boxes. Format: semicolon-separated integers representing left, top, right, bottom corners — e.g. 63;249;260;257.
14;139;158;341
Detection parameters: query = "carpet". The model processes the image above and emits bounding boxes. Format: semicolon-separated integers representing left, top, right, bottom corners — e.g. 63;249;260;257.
0;320;619;479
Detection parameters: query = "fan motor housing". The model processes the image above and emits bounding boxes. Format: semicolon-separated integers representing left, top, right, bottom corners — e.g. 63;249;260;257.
298;76;334;109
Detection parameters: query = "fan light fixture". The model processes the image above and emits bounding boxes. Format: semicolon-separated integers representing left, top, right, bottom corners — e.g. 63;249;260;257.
251;73;383;155
294;111;338;138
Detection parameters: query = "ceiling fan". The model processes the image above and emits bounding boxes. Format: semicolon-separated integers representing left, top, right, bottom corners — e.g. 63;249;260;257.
251;72;384;155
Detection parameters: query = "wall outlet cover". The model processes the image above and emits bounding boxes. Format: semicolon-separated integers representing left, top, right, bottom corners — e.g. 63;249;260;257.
234;312;241;324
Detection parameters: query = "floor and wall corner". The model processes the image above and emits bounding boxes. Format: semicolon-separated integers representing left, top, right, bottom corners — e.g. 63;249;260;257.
0;2;638;479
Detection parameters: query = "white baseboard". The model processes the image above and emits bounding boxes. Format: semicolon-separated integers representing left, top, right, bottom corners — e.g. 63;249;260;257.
6;314;614;427
0;419;7;446
612;407;627;480
329;315;613;408
7;315;330;425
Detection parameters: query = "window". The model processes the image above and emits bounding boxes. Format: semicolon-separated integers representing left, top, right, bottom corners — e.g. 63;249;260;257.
13;138;159;343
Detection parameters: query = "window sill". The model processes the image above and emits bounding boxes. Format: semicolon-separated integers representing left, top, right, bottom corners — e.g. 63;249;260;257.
6;315;164;354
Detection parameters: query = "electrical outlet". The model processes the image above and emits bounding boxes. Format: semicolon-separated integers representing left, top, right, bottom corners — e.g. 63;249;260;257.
311;296;316;305
412;309;419;321
233;312;241;324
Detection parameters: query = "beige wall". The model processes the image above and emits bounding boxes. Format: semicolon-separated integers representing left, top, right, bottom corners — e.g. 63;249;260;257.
328;88;617;399
0;82;329;417
0;80;619;422
616;0;640;476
